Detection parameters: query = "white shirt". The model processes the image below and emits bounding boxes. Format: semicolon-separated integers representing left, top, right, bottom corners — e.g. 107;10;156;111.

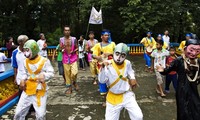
151;49;169;69
11;47;26;85
0;52;7;72
78;45;84;59
98;60;135;94
162;35;170;47
37;39;47;57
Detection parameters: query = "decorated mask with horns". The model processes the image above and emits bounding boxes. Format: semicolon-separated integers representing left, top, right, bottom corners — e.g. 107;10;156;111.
23;40;39;59
113;43;129;65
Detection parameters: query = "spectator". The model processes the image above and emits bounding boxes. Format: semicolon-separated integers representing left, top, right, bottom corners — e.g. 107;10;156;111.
37;33;48;57
6;37;17;58
0;51;7;73
162;30;170;49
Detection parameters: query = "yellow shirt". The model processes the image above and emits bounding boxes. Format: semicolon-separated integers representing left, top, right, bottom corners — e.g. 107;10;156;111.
140;37;156;49
178;40;186;51
163;41;168;49
92;42;116;56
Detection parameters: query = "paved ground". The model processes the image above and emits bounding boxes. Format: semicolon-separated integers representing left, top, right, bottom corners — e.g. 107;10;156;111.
1;56;180;120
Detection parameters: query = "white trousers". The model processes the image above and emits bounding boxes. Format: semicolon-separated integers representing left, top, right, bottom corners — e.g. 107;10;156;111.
105;91;143;120
14;91;47;120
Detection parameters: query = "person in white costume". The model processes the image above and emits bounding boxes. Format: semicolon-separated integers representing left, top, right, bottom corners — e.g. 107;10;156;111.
14;40;54;120
98;43;143;120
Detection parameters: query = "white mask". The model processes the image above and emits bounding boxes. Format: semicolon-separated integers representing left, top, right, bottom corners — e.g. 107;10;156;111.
24;51;31;58
113;52;126;65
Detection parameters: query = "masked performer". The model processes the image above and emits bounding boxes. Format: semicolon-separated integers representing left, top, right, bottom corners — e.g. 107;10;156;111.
14;40;54;120
92;29;115;95
99;43;143;120
157;36;200;120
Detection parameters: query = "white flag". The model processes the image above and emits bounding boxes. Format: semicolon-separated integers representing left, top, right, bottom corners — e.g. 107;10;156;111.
89;7;103;24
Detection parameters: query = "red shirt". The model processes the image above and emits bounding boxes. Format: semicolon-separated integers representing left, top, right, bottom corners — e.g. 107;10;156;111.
166;56;177;75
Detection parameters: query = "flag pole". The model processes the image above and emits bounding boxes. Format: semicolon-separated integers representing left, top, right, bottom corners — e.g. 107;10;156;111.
85;23;90;39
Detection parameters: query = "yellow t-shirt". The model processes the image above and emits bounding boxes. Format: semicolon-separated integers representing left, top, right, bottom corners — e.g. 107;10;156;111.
178;41;186;51
92;42;116;56
162;41;168;49
140;37;156;49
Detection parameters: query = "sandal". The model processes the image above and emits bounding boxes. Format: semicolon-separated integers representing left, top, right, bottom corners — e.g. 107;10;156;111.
65;87;72;94
73;82;79;91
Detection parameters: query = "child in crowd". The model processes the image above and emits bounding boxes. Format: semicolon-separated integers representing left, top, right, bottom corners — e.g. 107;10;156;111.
165;47;178;93
151;40;169;97
0;52;7;73
78;40;85;70
52;44;65;84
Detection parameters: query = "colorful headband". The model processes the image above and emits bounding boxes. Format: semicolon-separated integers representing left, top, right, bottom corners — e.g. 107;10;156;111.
101;31;112;43
147;32;152;34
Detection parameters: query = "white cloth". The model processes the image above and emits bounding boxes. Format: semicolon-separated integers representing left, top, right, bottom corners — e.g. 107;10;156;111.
162;35;170;47
78;45;84;59
14;91;47;120
98;60;135;94
15;47;26;85
151;49;169;69
37;40;47;57
0;52;7;72
106;91;143;120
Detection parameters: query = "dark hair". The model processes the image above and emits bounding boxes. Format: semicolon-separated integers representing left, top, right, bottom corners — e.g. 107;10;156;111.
80;35;84;39
6;37;13;43
156;40;163;46
101;29;110;35
89;31;94;35
63;25;70;30
39;33;44;38
169;47;176;51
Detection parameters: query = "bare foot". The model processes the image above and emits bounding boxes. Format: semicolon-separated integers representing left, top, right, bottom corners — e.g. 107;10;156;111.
93;80;97;85
160;93;166;97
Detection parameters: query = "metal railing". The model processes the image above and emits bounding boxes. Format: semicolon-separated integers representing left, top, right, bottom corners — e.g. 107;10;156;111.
0;43;181;57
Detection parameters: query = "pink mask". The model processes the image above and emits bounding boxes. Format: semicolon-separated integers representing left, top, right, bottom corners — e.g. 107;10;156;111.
185;44;200;59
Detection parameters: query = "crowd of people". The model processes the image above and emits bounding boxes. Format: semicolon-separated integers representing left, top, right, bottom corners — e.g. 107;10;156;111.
0;27;200;120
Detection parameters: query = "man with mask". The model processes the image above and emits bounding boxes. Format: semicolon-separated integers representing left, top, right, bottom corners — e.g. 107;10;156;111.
98;43;143;120
14;40;54;120
157;35;200;120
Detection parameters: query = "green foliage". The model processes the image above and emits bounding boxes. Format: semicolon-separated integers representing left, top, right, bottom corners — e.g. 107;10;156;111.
46;28;62;46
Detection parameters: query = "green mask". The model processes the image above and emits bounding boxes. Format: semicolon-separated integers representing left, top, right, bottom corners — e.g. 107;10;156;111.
23;40;39;59
114;43;129;54
113;43;129;65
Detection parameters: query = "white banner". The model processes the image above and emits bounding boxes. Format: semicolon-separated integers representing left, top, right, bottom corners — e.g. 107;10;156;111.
89;7;103;24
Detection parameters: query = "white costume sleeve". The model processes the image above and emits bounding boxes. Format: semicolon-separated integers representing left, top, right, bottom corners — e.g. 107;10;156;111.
37;40;43;51
19;60;28;82
42;59;54;80
98;66;109;83
127;61;135;80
